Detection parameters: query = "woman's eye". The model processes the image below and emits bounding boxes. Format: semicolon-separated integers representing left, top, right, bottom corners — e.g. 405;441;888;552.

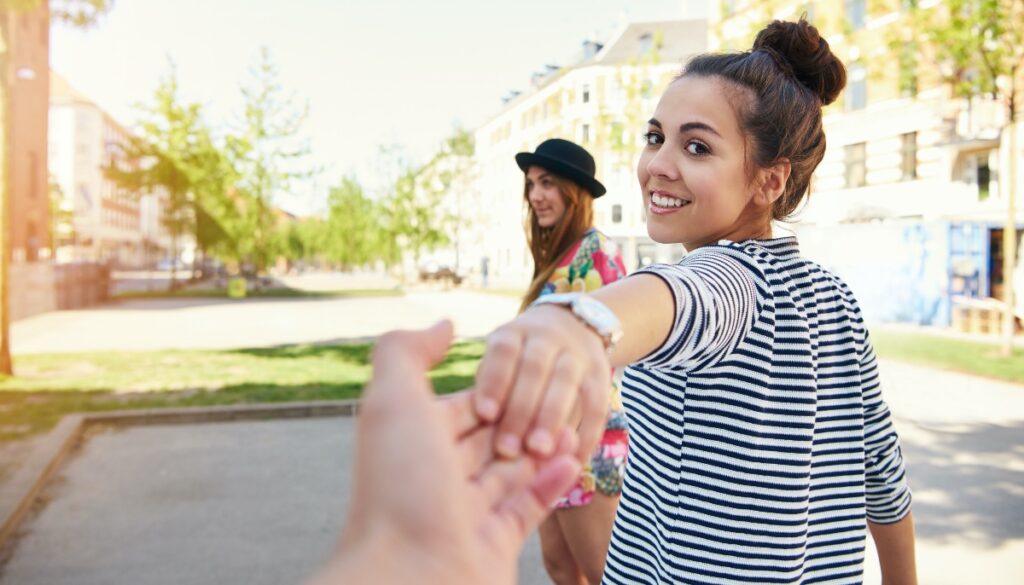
686;141;710;156
642;132;663;146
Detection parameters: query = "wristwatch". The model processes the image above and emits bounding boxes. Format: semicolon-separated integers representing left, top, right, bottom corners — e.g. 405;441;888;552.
530;293;623;354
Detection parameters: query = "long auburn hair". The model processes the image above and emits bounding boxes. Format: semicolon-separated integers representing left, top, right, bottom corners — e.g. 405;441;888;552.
519;170;594;313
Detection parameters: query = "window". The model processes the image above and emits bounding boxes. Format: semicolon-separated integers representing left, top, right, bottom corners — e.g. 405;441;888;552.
612;204;623;223
845;142;867;188
977;159;992;201
962;153;995;201
845;0;866;30
901;132;917;180
581;124;591;143
582;84;591;104
846;64;867;110
639;33;653;56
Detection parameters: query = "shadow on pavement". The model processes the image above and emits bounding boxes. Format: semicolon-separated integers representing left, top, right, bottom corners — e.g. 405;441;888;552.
898;418;1024;548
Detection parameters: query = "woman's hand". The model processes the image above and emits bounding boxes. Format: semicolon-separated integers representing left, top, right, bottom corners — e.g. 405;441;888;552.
473;305;613;463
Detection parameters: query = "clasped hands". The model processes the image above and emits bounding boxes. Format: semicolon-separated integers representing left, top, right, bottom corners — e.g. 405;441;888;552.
328;309;610;585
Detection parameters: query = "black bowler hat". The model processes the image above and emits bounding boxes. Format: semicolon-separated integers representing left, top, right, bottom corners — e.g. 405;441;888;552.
515;138;606;198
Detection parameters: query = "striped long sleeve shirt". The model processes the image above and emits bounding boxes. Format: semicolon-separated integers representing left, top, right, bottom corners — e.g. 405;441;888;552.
603;237;911;585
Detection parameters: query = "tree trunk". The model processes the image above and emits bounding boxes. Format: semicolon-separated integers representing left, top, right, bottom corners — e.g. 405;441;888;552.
0;11;14;376
1002;111;1019;356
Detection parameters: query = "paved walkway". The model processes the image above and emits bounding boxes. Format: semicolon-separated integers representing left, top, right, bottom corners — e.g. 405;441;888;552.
11;290;521;354
0;417;550;585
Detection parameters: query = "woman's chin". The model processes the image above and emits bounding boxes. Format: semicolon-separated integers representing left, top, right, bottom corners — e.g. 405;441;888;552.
646;225;684;245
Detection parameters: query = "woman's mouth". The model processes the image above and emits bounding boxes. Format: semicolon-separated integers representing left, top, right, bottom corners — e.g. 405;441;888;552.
649;191;691;215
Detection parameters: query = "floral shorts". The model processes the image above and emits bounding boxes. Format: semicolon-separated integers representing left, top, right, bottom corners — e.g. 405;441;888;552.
555;411;628;509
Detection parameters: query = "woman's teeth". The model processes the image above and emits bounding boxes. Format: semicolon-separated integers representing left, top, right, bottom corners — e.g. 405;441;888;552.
652;194;688;208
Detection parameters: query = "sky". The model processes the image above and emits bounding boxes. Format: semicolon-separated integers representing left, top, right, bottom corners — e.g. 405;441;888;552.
51;0;708;215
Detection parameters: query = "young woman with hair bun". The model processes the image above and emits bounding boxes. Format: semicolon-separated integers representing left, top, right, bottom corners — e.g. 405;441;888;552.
475;19;918;584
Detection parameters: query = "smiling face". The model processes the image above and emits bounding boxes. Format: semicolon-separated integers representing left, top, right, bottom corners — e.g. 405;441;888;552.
638;76;775;249
525;166;568;228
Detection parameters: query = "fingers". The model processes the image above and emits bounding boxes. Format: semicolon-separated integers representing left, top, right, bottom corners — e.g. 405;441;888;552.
473;327;524;421
457;424;496;480
473;458;535;510
491;455;581;540
524;352;583;458
574;369;611;462
438;389;481;439
553;427;580;458
493;337;558;458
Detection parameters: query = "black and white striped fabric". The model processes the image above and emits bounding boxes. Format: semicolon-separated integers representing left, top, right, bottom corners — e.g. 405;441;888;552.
604;237;911;585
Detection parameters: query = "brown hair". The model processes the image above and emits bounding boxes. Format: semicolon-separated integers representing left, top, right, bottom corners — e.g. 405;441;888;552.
680;18;846;220
519;172;594;312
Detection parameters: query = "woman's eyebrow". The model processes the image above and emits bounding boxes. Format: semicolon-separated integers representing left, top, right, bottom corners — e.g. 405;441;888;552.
679;121;721;137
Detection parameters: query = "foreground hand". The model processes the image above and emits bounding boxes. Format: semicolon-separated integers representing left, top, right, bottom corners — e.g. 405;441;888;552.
310;320;580;585
473;305;612;463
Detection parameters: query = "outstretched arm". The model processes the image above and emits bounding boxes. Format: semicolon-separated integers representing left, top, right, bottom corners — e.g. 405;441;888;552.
473;273;674;462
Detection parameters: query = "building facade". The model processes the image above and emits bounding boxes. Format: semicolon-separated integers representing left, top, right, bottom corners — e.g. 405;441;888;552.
49;71;174;267
468;19;708;289
711;0;1024;324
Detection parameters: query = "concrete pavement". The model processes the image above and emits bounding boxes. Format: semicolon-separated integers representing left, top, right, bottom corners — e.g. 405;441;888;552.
0;416;551;585
10;290;521;354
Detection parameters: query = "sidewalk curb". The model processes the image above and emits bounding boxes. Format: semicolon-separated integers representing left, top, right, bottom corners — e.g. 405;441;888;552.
0;400;361;556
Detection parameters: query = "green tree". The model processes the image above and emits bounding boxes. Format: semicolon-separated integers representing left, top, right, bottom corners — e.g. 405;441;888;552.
0;0;114;375
387;166;451;269
106;64;222;287
904;0;1023;355
323;176;388;269
276;217;325;267
225;47;314;274
413;128;474;271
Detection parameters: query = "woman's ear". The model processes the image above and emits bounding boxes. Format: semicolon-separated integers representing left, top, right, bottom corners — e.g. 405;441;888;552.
753;159;791;206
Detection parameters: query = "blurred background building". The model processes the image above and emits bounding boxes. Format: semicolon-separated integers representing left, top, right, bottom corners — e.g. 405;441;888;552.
709;0;1023;327
49;71;176;268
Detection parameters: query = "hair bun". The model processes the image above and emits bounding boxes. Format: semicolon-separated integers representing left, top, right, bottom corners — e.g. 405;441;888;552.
752;19;846;105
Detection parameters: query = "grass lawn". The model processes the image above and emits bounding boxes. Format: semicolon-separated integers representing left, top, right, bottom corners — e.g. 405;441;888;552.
0;340;484;442
870;329;1024;384
113;288;404;300
0;328;1018;443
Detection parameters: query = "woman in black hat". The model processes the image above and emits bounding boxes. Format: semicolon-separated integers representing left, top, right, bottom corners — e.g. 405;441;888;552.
515;138;628;585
